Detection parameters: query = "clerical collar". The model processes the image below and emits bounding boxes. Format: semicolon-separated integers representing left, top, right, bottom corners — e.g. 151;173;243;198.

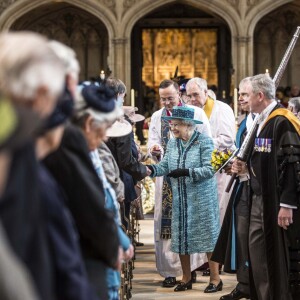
166;101;183;116
257;101;277;136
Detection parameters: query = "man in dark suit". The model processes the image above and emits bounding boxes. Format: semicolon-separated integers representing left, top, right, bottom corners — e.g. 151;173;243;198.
212;84;253;300
232;74;300;300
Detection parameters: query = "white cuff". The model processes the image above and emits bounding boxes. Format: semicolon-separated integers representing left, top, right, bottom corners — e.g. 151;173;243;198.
280;203;297;209
238;173;250;182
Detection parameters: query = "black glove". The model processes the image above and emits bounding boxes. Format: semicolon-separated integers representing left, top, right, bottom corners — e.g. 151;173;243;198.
167;169;189;178
146;164;154;174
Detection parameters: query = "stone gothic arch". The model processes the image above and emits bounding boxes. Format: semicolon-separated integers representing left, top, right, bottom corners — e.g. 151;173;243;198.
122;0;239;38
120;0;293;86
254;1;300;87
0;0;118;80
0;0;116;35
0;0;296;93
120;0;239;96
246;0;293;37
236;0;292;82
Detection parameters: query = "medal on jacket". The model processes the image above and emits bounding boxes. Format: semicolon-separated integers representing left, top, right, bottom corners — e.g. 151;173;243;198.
266;138;272;152
261;138;265;152
254;138;260;151
254;138;272;152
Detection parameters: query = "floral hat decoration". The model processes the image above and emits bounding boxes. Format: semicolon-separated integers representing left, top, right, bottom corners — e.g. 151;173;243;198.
162;106;203;124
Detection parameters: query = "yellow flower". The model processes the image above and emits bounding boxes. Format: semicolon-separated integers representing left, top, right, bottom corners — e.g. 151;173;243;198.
211;148;233;172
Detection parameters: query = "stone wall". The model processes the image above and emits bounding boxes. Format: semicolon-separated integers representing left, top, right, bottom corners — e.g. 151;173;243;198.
0;0;297;100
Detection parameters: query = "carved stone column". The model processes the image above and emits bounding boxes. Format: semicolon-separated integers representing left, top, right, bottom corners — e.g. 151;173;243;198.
233;35;253;85
111;37;128;83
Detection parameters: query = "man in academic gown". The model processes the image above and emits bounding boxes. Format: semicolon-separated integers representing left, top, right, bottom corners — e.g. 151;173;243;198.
231;74;300;300
212;82;254;300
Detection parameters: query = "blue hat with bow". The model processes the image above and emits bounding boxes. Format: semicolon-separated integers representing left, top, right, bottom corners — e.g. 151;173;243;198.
162;106;202;124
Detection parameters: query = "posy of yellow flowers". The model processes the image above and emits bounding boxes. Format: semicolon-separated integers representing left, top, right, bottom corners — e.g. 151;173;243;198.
211;148;233;172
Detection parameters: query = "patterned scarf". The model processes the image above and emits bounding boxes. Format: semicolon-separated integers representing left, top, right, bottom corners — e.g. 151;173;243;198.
160;108;173;239
89;149;121;225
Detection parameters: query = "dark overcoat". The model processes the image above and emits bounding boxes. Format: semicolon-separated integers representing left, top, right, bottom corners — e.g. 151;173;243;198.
44;124;119;300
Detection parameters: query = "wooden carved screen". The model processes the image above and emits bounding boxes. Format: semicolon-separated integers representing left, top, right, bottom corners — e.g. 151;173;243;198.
142;28;218;88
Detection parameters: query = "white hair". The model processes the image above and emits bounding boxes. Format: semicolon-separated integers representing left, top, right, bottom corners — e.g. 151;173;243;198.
288;97;300;113
48;40;80;81
207;89;216;101
0;31;65;101
181;119;196;130
186;77;208;91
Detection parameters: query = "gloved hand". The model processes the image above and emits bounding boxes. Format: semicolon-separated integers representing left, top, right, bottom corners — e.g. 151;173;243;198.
146;164;154;175
167;169;189;178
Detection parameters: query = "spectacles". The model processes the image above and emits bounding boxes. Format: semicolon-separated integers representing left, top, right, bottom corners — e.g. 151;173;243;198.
169;122;182;129
160;96;177;103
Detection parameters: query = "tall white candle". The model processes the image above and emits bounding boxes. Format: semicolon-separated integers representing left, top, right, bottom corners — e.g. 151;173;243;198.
204;58;208;79
100;70;105;80
265;69;269;77
131;89;135;107
234;88;238;118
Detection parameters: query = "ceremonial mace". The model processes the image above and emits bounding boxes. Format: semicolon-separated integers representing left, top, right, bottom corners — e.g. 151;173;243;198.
225;26;300;192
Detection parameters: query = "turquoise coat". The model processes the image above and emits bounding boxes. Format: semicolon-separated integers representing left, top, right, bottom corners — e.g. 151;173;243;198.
152;131;219;254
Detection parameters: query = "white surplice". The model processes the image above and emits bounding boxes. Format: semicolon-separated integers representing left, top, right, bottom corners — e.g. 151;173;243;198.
208;100;236;224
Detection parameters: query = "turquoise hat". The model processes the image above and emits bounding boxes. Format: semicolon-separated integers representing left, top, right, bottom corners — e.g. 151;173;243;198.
162;106;203;124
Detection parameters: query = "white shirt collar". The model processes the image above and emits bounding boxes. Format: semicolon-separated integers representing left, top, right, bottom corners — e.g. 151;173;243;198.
257;101;277;136
246;113;256;132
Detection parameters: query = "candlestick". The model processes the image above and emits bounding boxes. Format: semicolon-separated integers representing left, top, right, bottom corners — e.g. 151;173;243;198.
204;58;208;79
100;70;105;80
265;69;269;76
234;88;238;118
131;89;135;107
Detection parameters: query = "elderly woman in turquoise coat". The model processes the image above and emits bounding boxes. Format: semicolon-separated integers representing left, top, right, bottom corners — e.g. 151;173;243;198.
148;106;222;293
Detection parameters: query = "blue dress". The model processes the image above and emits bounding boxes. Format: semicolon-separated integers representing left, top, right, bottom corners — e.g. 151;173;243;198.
151;131;219;254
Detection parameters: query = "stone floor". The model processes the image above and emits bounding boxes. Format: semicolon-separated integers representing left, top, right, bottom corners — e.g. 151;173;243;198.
131;218;238;300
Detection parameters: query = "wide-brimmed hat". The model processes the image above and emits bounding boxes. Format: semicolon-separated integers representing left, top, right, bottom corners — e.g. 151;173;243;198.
123;106;145;123
162;106;202;124
106;117;132;137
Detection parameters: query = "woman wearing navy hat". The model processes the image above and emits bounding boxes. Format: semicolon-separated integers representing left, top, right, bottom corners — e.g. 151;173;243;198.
72;82;135;300
148;106;222;293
